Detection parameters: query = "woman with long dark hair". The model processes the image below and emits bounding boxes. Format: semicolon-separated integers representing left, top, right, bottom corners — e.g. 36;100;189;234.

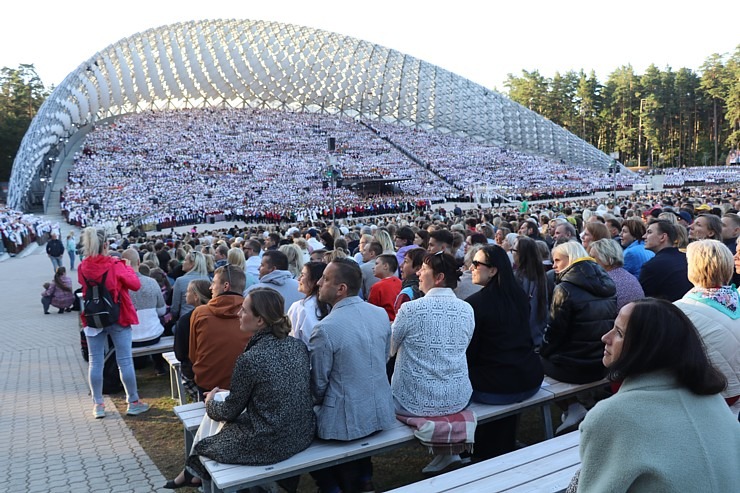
571;299;740;492
512;237;548;347
288;261;330;345
466;244;544;460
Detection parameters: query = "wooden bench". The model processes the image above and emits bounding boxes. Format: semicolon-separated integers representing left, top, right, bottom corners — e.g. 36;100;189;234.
387;431;580;493
173;378;605;493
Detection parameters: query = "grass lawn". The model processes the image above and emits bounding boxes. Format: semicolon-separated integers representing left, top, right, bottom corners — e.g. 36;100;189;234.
111;364;562;492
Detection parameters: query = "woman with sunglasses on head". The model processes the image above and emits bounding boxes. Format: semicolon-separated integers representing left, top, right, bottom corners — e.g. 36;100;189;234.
170;250;211;321
465;244;544;460
287;261;330;346
569;299;740;492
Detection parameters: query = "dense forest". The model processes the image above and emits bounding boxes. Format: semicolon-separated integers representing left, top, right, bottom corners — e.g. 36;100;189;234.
505;46;740;169
1;46;740;183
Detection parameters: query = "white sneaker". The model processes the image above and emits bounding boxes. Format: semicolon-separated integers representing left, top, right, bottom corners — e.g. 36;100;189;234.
556;403;588;434
422;454;461;474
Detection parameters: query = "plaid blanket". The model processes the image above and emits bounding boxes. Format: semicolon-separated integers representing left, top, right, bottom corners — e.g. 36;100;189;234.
397;410;477;455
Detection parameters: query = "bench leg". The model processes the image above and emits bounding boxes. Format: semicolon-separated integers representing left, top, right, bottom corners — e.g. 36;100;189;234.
542;404;554;439
169;365;178;401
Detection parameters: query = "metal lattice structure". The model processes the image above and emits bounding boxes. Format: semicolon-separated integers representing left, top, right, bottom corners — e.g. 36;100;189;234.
8;18;616;210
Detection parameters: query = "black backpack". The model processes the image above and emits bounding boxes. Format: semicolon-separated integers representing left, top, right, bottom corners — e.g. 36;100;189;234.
82;271;120;328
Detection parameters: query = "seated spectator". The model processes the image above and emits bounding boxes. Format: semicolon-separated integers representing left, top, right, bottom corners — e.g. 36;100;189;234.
639;220;692;301
512;237;548;347
368;254;403;321
122;249;167;375
164;288;316;489
174;279;211;401
588;239;645;312
394;247;426;313
309;259;395;493
41;266;75;314
170;251;211;320
620;218;654;278
288;261;330;346
391;251;475;473
467;245;544;460
189;265;249;395
541;241;616;434
674;240;740;405
573;299;740;492
245;250;302;312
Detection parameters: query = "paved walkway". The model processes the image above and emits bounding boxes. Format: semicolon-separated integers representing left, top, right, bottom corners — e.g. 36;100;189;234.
0;219;165;492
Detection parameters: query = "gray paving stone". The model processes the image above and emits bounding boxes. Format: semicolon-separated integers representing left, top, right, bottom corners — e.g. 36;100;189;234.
0;224;166;492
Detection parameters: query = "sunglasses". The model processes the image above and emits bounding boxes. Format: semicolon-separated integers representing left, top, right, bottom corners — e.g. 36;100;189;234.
471;260;492;269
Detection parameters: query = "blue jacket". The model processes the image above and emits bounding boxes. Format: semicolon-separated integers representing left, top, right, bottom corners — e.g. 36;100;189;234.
622;240;654;278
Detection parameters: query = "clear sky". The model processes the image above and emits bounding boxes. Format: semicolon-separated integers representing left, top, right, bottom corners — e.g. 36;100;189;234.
2;0;739;93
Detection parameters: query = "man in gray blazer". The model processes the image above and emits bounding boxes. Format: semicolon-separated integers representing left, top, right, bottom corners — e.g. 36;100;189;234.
309;258;395;493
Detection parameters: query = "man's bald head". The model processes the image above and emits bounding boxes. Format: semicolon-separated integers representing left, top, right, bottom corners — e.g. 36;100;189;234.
122;248;140;269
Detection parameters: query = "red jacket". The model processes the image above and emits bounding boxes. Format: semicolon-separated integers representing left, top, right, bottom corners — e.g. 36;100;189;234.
78;255;141;327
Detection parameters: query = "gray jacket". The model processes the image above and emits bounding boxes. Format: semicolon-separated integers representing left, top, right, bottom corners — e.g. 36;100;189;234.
308;296;395;441
245;270;302;312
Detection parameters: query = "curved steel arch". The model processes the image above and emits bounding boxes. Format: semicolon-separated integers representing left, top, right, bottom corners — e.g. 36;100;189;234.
8;18;615;210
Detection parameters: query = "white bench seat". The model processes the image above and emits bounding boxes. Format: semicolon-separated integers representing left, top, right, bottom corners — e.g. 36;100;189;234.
388;431;580;493
131;335;174;357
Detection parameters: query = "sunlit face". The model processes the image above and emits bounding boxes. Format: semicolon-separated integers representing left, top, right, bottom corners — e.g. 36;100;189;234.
258;257;274;279
401;254;417;280
620;226;635;247
689;216;712;240
518;222;529;236
581;229;593;249
298;265;314;295
734;242;740;275
470;250;496;286
428;237;443;254
417;261;440;294
317;263;343;306
643;224;665;251
361;243;374;263
238;295;264;334
553;225;569;241
552;252;570;273
721;216;738;241
602;303;632;367
494;230;505;245
209;272;228;296
185;285;198;306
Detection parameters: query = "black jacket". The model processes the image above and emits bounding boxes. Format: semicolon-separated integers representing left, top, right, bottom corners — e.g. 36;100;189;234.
540;259;616;381
46;239;65;257
638;247;692;302
466;282;544;394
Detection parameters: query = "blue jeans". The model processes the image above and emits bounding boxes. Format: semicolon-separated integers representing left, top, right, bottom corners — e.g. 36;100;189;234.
50;255;63;273
86;324;140;405
67;250;76;270
471;386;540;405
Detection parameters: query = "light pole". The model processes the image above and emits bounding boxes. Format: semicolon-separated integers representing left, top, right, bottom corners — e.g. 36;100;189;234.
326;137;341;224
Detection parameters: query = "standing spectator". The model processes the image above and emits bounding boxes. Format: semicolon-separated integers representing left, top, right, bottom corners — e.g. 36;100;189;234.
359;241;382;300
66;231;77;270
243;240;262;279
393;226;419;276
46;232;65;273
78;227;148;419
309;259;395;493
512;237;548;347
